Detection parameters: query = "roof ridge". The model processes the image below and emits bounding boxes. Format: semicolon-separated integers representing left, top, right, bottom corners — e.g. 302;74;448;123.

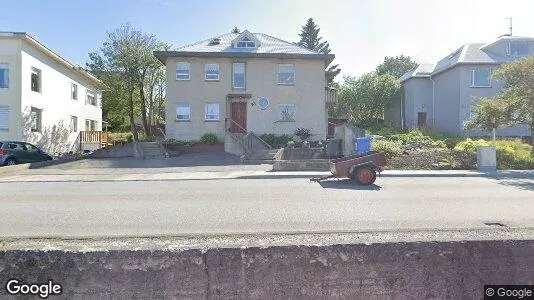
254;33;319;54
176;32;235;50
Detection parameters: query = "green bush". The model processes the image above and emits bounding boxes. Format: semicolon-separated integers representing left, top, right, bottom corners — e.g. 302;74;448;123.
420;128;462;148
199;133;219;145
286;140;296;148
390;129;434;146
367;125;405;137
454;139;534;169
431;140;448;148
108;132;133;145
372;140;403;157
162;139;197;147
259;134;293;148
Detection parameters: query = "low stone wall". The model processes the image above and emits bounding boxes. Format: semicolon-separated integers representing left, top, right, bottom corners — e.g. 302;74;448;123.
273;159;330;171
88;143;136;158
278;148;324;160
1;240;532;298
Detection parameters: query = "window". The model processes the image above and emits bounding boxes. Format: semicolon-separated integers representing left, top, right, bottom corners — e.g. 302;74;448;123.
176;62;190;80
71;83;78;100
233;62;245;89
0;105;8;131
507;42;530;56
204;103;220;121
205;64;220;81
0;63;8;89
471;69;491;87
86;90;97;106
30;107;42;132
277;104;296;121
235;37;256;48
70;116;78;133
31;67;41;92
176;103;191;121
23;143;38;152
278;64;295;85
85;119;97;131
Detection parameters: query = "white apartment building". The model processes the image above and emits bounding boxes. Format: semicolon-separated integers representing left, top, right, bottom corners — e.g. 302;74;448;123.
0;32;103;154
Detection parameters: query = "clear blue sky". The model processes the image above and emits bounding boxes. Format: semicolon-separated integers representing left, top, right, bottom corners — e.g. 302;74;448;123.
2;0;534;80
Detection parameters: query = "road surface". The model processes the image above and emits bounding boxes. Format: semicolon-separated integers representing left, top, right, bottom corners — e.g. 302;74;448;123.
0;176;532;238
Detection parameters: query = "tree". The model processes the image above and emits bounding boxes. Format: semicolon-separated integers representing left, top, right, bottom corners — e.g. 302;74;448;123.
466;56;534;151
376;55;418;79
297;18;341;85
464;97;514;144
338;73;401;127
231;27;240;33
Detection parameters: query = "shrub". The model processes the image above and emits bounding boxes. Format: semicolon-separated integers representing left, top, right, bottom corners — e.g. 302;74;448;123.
108;132;133;145
162;139;197;147
199;133;219;145
372;140;403;157
454;138;533;169
431;140;448;148
259;134;293;148
294;128;312;142
286;141;296;148
453;139;491;153
390;129;434;146
367;125;405;137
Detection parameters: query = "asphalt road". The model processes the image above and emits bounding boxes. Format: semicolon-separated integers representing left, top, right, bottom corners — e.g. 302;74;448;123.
0;176;533;238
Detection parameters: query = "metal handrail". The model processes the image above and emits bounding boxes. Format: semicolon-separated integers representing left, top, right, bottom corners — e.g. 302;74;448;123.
156;126;167;142
225;118;272;149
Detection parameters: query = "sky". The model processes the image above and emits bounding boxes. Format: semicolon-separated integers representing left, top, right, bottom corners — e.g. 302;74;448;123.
2;0;534;82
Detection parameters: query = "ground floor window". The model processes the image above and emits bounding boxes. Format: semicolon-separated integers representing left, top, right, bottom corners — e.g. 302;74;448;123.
30;107;42;132
277;104;296;121
176;103;191;121
0;105;8;131
205;102;220;121
85;119;97;131
70;116;78;132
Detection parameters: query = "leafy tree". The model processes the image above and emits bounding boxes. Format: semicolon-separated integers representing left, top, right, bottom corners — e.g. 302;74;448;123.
231;27;240;33
338;73;401;127
466;56;534;151
297;18;341;85
376;55;418;79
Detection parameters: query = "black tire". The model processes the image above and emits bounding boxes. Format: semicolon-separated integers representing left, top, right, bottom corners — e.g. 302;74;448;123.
354;167;377;185
4;158;17;166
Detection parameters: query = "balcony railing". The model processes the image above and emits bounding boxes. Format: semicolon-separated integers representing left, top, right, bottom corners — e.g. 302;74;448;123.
325;87;338;104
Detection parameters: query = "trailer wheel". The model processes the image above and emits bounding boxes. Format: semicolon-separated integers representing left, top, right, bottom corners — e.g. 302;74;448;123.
354;167;376;185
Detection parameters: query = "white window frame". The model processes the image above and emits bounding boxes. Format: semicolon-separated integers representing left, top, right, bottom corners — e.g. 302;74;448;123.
0;105;9;131
471;69;491;88
176;62;190;80
0;63;8;89
204;102;220;121
30;107;42;132
86;90;97;106
277;104;296;122
71;83;78;100
176;103;191;121
31;67;41;93
205;63;220;81
70;116;78;133
278;64;295;85
235;37;256;48
233;62;246;89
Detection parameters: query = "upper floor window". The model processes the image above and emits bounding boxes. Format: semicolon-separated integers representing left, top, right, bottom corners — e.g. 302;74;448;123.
31;67;41;93
86;90;97;106
176;103;191;121
176;62;190;80
471;69;491;88
30;107;42;132
71;83;78;100
235;37;256;48
507;42;530;56
0;63;8;89
278;64;295;85
233;62;245;89
205;63;219;81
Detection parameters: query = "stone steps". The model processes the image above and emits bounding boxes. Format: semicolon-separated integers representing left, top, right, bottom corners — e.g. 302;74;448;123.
139;142;166;158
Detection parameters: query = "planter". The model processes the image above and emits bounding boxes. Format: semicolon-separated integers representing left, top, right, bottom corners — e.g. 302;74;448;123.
476;146;497;171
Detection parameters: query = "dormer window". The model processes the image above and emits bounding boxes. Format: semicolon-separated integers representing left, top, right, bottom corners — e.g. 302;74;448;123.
236;37;256;48
507;42;530;56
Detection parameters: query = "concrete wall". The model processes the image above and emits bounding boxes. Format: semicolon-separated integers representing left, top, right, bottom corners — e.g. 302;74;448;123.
165;57;327;141
433;67;462;134
18;39;102;153
334;124;364;156
1;240;533;299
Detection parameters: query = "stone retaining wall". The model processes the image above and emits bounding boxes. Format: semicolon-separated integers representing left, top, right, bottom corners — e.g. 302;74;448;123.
1;240;532;298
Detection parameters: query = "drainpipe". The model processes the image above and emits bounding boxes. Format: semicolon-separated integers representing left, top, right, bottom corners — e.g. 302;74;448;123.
429;74;436;128
400;88;404;130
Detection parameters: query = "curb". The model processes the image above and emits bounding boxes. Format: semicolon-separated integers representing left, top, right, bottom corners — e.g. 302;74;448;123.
0;157;84;176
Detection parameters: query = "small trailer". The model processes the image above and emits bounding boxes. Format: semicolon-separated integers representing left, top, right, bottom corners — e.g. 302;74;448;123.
310;151;387;185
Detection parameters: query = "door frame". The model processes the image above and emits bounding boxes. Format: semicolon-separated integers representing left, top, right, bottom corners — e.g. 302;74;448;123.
230;100;247;133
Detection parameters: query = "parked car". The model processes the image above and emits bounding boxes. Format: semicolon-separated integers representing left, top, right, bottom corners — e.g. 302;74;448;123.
0;141;53;166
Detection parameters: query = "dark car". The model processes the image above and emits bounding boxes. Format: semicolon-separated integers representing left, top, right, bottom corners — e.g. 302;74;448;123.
0;141;53;166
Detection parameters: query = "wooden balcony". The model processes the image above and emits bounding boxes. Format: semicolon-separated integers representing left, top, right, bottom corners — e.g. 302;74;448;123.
325;87;338;105
78;131;108;150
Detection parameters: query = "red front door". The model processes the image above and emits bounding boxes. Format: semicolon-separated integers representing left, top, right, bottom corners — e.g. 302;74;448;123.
231;102;247;133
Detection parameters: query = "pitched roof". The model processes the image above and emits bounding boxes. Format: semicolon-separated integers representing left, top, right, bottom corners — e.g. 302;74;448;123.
0;32;104;88
399;63;435;83
154;31;334;64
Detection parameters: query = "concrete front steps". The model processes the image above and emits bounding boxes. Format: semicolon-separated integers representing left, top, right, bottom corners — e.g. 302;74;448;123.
138;142;167;159
242;149;280;164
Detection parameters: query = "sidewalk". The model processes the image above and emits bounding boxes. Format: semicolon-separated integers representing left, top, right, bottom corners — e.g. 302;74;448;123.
0;169;532;182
